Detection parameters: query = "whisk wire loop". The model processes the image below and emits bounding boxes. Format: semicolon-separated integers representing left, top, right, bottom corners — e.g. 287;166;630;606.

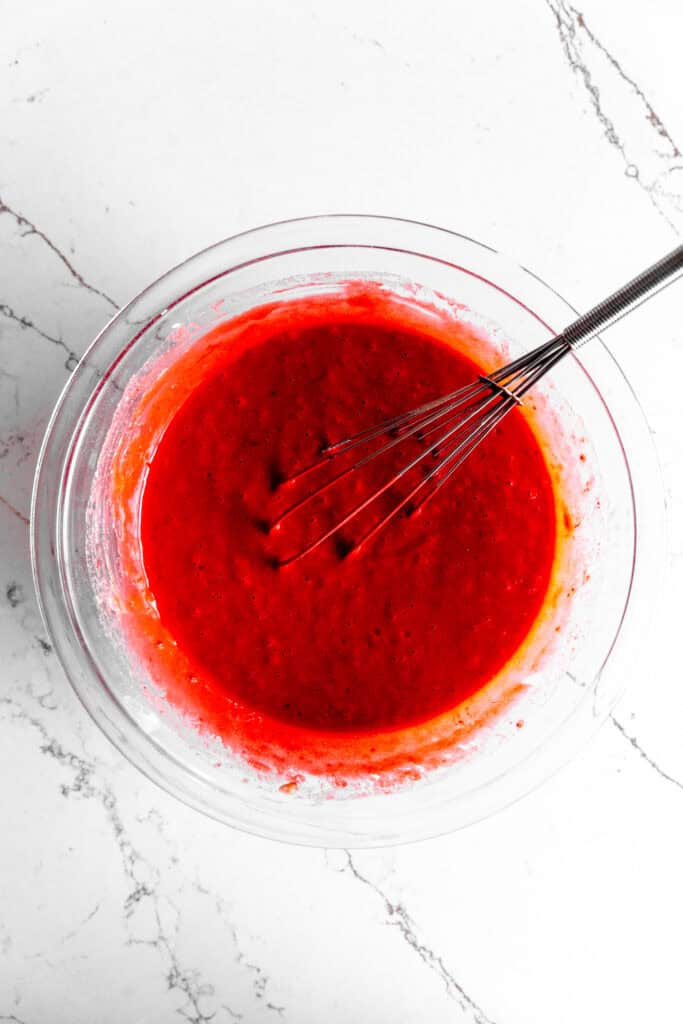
271;244;683;565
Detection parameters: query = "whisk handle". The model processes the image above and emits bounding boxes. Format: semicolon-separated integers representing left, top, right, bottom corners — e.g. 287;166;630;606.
562;244;683;349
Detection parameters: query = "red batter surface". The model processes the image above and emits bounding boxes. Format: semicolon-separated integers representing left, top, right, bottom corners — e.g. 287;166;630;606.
139;292;557;743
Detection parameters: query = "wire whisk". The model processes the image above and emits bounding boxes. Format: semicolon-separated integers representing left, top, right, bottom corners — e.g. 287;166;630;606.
270;245;683;566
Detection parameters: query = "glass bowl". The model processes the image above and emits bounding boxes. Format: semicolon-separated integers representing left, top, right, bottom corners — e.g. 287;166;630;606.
31;215;663;846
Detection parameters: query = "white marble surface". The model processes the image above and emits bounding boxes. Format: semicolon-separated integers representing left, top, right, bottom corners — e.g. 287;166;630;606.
2;2;683;1021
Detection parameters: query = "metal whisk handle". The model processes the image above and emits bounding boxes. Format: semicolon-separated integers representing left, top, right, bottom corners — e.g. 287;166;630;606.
561;244;683;349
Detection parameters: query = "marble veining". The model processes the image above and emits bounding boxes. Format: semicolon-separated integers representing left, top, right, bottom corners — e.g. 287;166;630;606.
2;2;682;1021
546;0;682;232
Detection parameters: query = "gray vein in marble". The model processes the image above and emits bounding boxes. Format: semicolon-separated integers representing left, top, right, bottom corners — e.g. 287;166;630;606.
343;853;496;1024
192;879;286;1019
220;1005;243;1021
5;581;25;608
59;902;101;945
0;697;226;1024
545;0;682;232
350;31;386;52
0;492;29;526
32;671;57;710
307;10;411;70
4;584;54;663
0;431;32;467
0;194;118;310
23;675;57;711
0;301;80;370
12;89;50;105
611;715;683;793
576;16;680;157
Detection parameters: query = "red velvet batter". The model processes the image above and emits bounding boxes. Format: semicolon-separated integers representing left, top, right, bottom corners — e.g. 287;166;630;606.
139;295;557;739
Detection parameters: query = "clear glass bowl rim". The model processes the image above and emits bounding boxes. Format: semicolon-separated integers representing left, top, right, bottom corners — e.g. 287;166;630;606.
31;214;665;847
